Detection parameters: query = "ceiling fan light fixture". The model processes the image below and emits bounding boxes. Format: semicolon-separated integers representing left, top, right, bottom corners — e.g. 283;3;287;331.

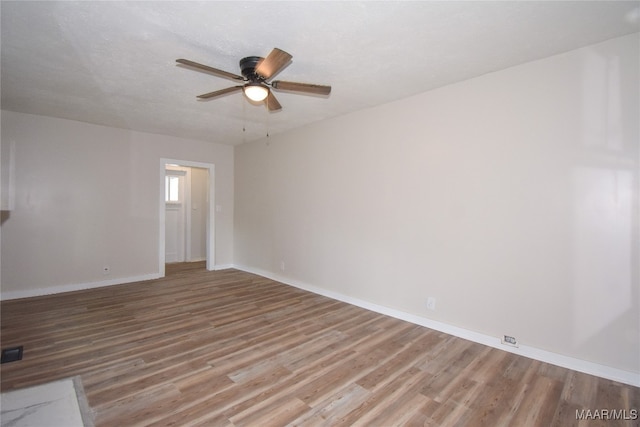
244;83;269;102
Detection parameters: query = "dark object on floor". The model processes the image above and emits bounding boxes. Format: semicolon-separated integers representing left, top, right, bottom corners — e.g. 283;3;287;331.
1;346;23;363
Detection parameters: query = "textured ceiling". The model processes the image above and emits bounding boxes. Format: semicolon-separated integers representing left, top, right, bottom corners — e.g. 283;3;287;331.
1;1;638;145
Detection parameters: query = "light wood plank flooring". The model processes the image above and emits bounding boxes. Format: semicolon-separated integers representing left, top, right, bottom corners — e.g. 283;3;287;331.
2;264;638;426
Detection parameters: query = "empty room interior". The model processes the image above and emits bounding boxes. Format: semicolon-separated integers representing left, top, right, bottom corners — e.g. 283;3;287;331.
1;1;639;426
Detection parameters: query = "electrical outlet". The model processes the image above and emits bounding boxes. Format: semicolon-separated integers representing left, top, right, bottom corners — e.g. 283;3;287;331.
280;261;285;271
103;266;110;275
502;335;518;347
426;297;436;311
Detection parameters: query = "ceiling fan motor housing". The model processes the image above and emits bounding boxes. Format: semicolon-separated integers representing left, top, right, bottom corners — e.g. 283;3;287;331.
239;56;264;82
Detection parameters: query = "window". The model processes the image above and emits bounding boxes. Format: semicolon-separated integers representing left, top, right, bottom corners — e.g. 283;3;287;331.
165;175;180;202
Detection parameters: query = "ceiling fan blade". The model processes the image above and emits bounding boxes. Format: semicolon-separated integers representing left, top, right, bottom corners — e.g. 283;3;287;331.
176;59;244;81
197;86;243;100
271;80;331;96
255;48;292;80
265;91;282;111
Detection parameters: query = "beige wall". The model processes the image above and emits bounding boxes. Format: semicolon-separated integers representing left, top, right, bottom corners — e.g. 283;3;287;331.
0;111;234;297
234;34;639;374
189;166;209;261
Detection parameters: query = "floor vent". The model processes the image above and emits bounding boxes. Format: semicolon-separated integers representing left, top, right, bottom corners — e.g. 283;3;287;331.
1;346;23;363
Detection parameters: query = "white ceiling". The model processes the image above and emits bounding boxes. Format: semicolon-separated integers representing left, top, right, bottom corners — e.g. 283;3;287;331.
1;1;638;145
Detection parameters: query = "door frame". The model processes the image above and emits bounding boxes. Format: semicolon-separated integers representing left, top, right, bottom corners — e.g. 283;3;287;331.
159;158;215;276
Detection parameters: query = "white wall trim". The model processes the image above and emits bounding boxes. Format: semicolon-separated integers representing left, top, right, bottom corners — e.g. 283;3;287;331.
213;263;234;270
0;273;162;301
0;263;232;300
232;264;640;388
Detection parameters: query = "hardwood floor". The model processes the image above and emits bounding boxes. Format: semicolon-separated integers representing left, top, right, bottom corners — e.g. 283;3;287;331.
165;261;208;276
1;264;638;426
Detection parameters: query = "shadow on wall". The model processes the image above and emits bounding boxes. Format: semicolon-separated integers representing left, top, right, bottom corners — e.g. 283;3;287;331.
1;211;9;225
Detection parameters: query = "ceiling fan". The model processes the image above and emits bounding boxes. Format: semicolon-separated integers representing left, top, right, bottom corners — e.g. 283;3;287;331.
176;48;331;112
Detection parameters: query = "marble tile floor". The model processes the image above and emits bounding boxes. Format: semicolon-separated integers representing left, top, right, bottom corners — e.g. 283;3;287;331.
1;377;93;427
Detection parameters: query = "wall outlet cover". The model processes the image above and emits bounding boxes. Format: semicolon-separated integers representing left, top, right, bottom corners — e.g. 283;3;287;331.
502;335;519;347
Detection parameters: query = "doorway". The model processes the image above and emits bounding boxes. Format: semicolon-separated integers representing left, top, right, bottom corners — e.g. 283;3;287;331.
164;167;187;263
159;159;216;277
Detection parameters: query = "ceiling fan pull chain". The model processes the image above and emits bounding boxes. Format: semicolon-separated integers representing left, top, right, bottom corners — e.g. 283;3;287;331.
266;107;270;138
242;93;247;143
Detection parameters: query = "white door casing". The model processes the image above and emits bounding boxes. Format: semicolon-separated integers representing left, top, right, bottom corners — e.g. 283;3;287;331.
159;159;216;277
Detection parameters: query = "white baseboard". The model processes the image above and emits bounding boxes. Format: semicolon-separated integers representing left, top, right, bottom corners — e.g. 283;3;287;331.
213;264;234;271
233;264;640;388
0;273;162;301
0;265;234;300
